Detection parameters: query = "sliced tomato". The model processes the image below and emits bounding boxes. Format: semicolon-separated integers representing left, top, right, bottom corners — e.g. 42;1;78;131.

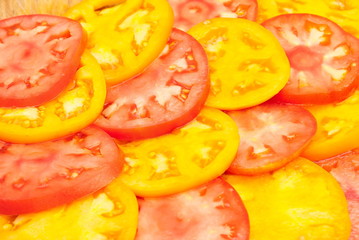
0;14;85;107
188;18;290;110
65;0;174;85
224;158;351;240
0;178;138;240
95;28;209;141
169;0;258;31
226;103;317;175
117;107;239;197
316;149;359;240
136;177;249;240
262;13;359;104
0;51;106;144
0;126;123;215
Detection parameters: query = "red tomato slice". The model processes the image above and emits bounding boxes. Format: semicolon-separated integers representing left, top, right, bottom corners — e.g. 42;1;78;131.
226;103;317;175
135;177;249;240
0;126;123;215
95;28;209;141
262;13;359;104
316;149;359;240
169;0;258;31
0;14;85;107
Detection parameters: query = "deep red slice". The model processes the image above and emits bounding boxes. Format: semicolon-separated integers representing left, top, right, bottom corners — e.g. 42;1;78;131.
169;0;258;31
226;103;317;175
316;148;359;240
95;28;209;141
135;177;249;240
0;14;85;107
262;13;359;104
0;126;123;215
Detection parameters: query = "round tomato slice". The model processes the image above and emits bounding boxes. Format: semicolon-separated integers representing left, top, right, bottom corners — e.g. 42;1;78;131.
0;178;138;240
117;107;239;197
168;0;258;31
95;28;209;141
0;126;123;215
301;89;359;161
188;18;290;110
0;14;85;107
225;158;351;240
226;103;317;175
316;149;359;240
136;177;249;240
256;0;359;39
0;51;106;144
65;0;174;85
263;13;359;104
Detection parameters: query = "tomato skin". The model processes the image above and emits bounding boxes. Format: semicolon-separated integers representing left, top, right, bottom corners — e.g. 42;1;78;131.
136;178;249;240
0;14;86;107
95;28;209;141
226;103;317;175
0;126;123;215
262;13;359;104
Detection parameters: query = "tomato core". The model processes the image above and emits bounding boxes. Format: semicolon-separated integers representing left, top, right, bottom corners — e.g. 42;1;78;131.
288;46;323;70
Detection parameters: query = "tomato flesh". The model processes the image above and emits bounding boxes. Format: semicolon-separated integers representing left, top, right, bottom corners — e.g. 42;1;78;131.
0;126;123;215
0;14;85;107
136;178;249;240
262;13;359;104
316;149;359;240
95;28;209;141
169;0;258;31
226;103;317;175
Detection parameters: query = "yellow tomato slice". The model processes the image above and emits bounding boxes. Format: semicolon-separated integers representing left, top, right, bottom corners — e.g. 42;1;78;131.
117;107;239;197
224;157;351;240
65;0;174;85
0;178;138;240
301;89;359;161
0;51;106;144
188;18;290;110
256;0;359;38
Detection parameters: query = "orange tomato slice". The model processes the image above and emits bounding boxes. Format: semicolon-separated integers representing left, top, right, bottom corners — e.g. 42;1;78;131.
224;157;351;240
188;17;290;110
117;107;239;197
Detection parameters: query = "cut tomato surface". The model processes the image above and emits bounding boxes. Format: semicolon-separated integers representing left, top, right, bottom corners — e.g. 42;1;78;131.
225;158;351;240
65;0;174;85
0;178;138;240
0;126;123;215
0;51;106;144
117;107;239;197
168;0;258;31
316;149;359;240
263;13;359;104
301;89;359;161
188;17;290;110
0;14;85;107
95;28;209;141
226;103;317;175
136;177;249;240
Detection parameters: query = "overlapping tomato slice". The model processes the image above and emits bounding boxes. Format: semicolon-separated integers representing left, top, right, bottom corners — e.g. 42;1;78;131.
188;17;290;110
0;14;85;107
263;13;359;104
226;103;317;175
0;126;123;215
95;28;209;141
65;0;174;85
